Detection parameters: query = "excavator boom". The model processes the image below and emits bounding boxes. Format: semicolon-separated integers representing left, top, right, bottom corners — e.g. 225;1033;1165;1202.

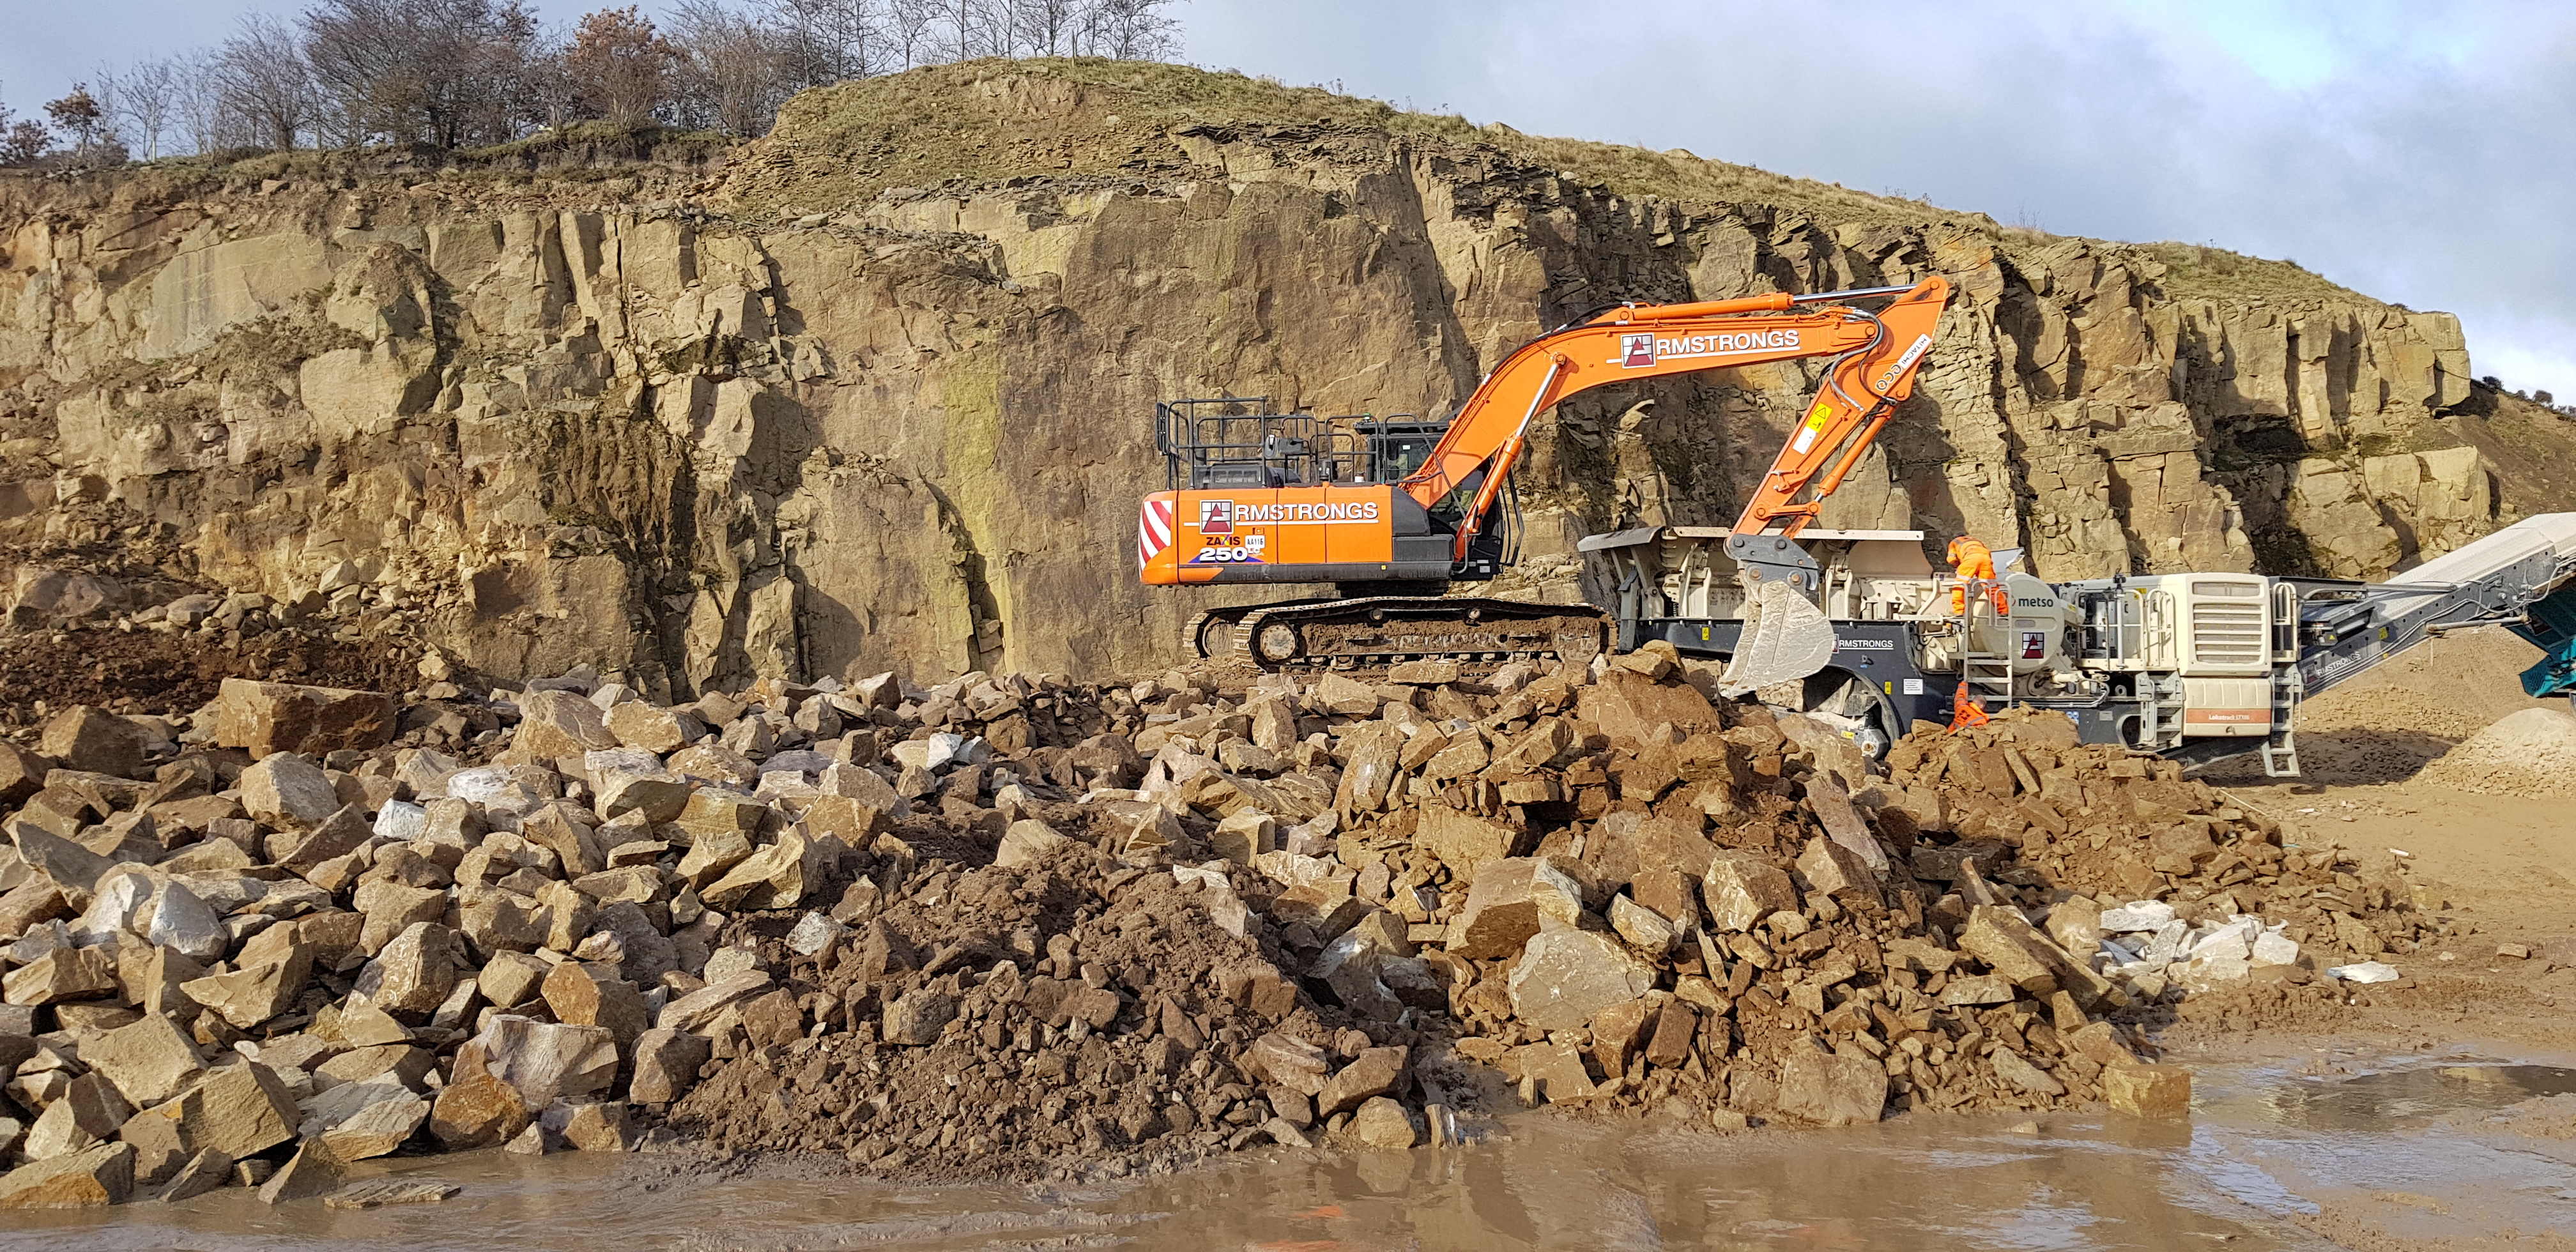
1400;280;1948;547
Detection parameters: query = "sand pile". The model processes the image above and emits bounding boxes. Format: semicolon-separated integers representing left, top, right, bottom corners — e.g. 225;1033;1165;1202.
2418;707;2576;799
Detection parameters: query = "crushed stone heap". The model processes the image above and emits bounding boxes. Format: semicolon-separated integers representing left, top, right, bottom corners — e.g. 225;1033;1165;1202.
0;642;2448;1203
2415;706;2576;800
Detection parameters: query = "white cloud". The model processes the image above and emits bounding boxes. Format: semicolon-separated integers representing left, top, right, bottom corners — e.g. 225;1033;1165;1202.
11;2;2567;395
1181;0;2576;396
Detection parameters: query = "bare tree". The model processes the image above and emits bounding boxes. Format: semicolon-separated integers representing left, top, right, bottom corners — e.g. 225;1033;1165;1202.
1076;0;1179;58
0;85;52;168
176;51;234;155
909;0;1001;61
762;0;891;86
302;0;546;149
668;0;799;136
6;0;1186;164
1014;0;1087;55
98;58;187;160
212;15;319;149
565;6;683;125
885;0;942;68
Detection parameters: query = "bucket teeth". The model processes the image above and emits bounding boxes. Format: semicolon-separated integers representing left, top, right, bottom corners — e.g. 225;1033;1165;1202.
1719;580;1837;695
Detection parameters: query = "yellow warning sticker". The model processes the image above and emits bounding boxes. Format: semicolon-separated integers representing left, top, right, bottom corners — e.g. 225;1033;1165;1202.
1790;402;1834;454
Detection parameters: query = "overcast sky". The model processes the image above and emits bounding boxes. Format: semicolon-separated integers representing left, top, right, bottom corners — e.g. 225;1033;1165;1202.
6;0;2569;397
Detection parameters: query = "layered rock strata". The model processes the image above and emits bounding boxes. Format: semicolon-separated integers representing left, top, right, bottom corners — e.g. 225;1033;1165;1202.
0;61;2559;694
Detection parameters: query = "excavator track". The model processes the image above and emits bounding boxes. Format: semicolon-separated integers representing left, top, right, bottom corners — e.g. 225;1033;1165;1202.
1186;598;1338;660
1227;596;1609;675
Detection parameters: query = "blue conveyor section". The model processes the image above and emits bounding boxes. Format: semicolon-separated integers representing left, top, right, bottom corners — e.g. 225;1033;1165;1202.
2511;581;2576;698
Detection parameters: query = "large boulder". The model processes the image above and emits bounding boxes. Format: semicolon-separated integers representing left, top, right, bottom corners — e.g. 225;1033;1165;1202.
1703;851;1798;933
629;1028;713;1104
505;689;623;763
214;678;397;759
0;740;54;805
541;961;649;1050
1315;1046;1409;1118
78;1014;206;1108
1414;807;1524;883
427;1071;530;1150
239;754;342;827
0;1141;135;1209
1506;925;1654;1031
1445;858;1584;960
1575;668;1719;745
2;946;117;1006
36;706;146;779
257;1137;347;1204
604;702;705;754
353;922;457;1014
169;1062;301;1159
457;1015;618;1108
1775;1049;1888;1126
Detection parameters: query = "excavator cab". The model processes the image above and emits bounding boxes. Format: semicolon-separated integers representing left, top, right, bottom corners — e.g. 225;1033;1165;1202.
1151;400;1510;583
1354;418;1445;485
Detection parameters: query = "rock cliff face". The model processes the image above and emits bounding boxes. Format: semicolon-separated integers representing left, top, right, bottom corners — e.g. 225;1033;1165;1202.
1;60;2568;695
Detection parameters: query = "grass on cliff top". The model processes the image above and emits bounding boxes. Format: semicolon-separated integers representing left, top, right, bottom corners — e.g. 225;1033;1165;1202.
747;57;1988;229
2132;241;2379;305
741;58;2375;307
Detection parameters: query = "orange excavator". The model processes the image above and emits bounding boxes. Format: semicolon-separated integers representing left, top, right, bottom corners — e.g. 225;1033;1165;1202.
1138;277;1951;687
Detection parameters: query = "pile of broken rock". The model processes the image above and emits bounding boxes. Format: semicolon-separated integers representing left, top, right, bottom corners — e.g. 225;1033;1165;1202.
0;643;2440;1205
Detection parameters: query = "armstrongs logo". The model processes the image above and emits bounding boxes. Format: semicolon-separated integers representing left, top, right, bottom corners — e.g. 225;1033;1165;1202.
1197;499;1234;535
1617;328;1805;369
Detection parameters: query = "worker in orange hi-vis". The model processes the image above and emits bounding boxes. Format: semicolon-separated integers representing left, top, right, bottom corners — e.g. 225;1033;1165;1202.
1945;535;2009;616
1945;535;2004;730
1949;676;1989;729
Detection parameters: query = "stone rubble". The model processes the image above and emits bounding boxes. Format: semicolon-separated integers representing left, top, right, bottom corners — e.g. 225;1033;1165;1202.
0;643;2453;1201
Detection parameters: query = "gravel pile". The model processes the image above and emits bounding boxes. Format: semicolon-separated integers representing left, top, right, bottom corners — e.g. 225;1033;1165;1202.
0;643;2444;1204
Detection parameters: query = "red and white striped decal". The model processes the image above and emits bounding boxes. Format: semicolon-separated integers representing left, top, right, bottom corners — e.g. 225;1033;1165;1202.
1138;498;1175;565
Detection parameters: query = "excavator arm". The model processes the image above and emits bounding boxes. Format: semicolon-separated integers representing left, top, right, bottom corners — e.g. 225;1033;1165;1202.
1401;277;1949;691
1399;278;1950;565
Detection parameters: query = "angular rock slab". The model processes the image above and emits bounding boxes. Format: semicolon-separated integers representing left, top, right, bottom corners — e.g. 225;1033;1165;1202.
0;1140;134;1209
215;678;396;760
1506;926;1653;1032
1775;1050;1887;1127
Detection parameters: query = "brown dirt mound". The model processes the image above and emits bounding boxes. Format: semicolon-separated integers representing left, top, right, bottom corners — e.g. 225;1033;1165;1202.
0;625;415;724
2416;707;2576;799
670;839;1331;1181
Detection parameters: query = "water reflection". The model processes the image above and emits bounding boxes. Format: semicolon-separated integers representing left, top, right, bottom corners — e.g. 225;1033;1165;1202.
2246;1064;2576;1130
70;1069;2576;1250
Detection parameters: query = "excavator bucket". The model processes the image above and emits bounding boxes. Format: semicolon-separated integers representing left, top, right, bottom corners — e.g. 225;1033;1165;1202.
1719;580;1837;696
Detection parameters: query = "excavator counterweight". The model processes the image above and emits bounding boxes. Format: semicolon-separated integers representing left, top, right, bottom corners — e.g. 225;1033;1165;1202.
1138;279;1953;675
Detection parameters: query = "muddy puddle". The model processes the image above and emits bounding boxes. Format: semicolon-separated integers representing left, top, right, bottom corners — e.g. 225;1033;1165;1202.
14;1053;2576;1250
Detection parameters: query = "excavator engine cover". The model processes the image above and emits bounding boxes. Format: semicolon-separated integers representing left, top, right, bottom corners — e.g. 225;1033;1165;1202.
1719;580;1837;695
